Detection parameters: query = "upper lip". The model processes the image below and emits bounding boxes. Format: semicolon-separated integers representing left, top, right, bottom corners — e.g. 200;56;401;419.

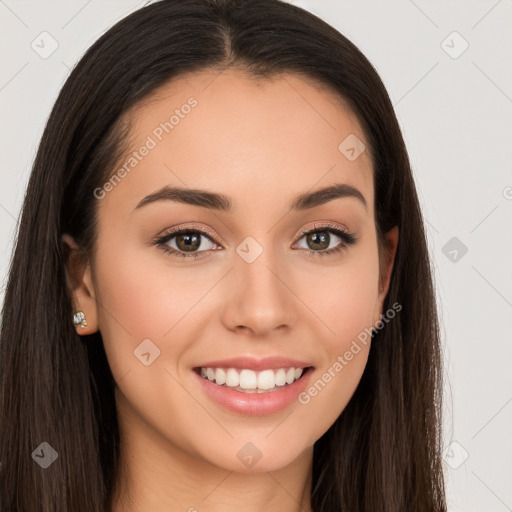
195;356;313;371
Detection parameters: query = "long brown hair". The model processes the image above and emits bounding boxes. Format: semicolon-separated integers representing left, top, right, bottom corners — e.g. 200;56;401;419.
0;0;447;510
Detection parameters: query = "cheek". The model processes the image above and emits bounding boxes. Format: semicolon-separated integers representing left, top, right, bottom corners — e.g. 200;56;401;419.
92;245;212;451
296;246;380;352
319;273;377;338
92;243;213;379
290;248;378;438
297;340;371;449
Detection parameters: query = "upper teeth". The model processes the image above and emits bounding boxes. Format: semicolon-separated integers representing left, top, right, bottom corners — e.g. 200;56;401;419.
200;367;304;390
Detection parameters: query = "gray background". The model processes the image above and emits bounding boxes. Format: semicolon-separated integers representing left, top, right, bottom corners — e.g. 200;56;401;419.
1;1;511;510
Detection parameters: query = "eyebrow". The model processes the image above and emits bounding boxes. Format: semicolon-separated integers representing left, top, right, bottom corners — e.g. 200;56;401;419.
133;183;367;213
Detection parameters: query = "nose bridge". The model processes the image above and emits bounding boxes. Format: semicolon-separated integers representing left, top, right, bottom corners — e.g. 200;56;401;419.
222;234;295;335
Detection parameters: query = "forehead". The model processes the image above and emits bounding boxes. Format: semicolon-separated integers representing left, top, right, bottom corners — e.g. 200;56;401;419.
105;69;374;216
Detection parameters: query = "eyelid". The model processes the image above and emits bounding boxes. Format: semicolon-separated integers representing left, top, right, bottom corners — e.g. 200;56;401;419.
294;221;351;239
157;223;221;244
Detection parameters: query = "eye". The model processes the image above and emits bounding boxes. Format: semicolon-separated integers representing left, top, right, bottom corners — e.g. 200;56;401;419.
153;222;357;260
155;225;220;259
293;222;357;257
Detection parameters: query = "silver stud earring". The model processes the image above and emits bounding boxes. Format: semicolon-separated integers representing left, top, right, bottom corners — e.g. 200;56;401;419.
73;311;88;328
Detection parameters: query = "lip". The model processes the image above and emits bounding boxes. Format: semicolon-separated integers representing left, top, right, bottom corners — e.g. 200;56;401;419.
194;356;312;372
193;365;314;416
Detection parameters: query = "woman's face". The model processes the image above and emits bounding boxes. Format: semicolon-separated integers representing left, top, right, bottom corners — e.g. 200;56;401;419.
67;70;397;474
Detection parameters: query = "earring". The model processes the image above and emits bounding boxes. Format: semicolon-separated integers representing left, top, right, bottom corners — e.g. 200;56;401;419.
73;311;88;329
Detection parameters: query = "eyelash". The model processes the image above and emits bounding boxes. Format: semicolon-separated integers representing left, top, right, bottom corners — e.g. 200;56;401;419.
154;222;358;260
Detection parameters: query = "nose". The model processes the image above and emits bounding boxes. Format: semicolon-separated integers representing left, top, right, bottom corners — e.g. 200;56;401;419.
221;246;296;337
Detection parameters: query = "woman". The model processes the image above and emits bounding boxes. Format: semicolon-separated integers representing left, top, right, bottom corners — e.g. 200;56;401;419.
0;0;447;510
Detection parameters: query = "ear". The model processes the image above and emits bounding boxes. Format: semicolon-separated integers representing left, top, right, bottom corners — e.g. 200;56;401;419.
61;233;99;335
374;225;399;321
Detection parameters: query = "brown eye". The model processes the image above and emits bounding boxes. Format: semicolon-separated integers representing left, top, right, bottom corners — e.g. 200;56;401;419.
156;227;220;259
175;232;202;252
304;231;330;251
294;223;358;257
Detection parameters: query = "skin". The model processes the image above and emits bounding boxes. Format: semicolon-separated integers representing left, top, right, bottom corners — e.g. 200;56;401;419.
63;69;398;512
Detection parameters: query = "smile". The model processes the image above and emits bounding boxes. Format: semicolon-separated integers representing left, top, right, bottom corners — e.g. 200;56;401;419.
198;366;306;393
193;365;314;416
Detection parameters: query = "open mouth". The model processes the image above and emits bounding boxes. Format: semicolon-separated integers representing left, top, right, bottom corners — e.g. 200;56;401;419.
193;366;314;393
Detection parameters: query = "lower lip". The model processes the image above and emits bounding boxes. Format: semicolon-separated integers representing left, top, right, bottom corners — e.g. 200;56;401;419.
193;367;314;416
